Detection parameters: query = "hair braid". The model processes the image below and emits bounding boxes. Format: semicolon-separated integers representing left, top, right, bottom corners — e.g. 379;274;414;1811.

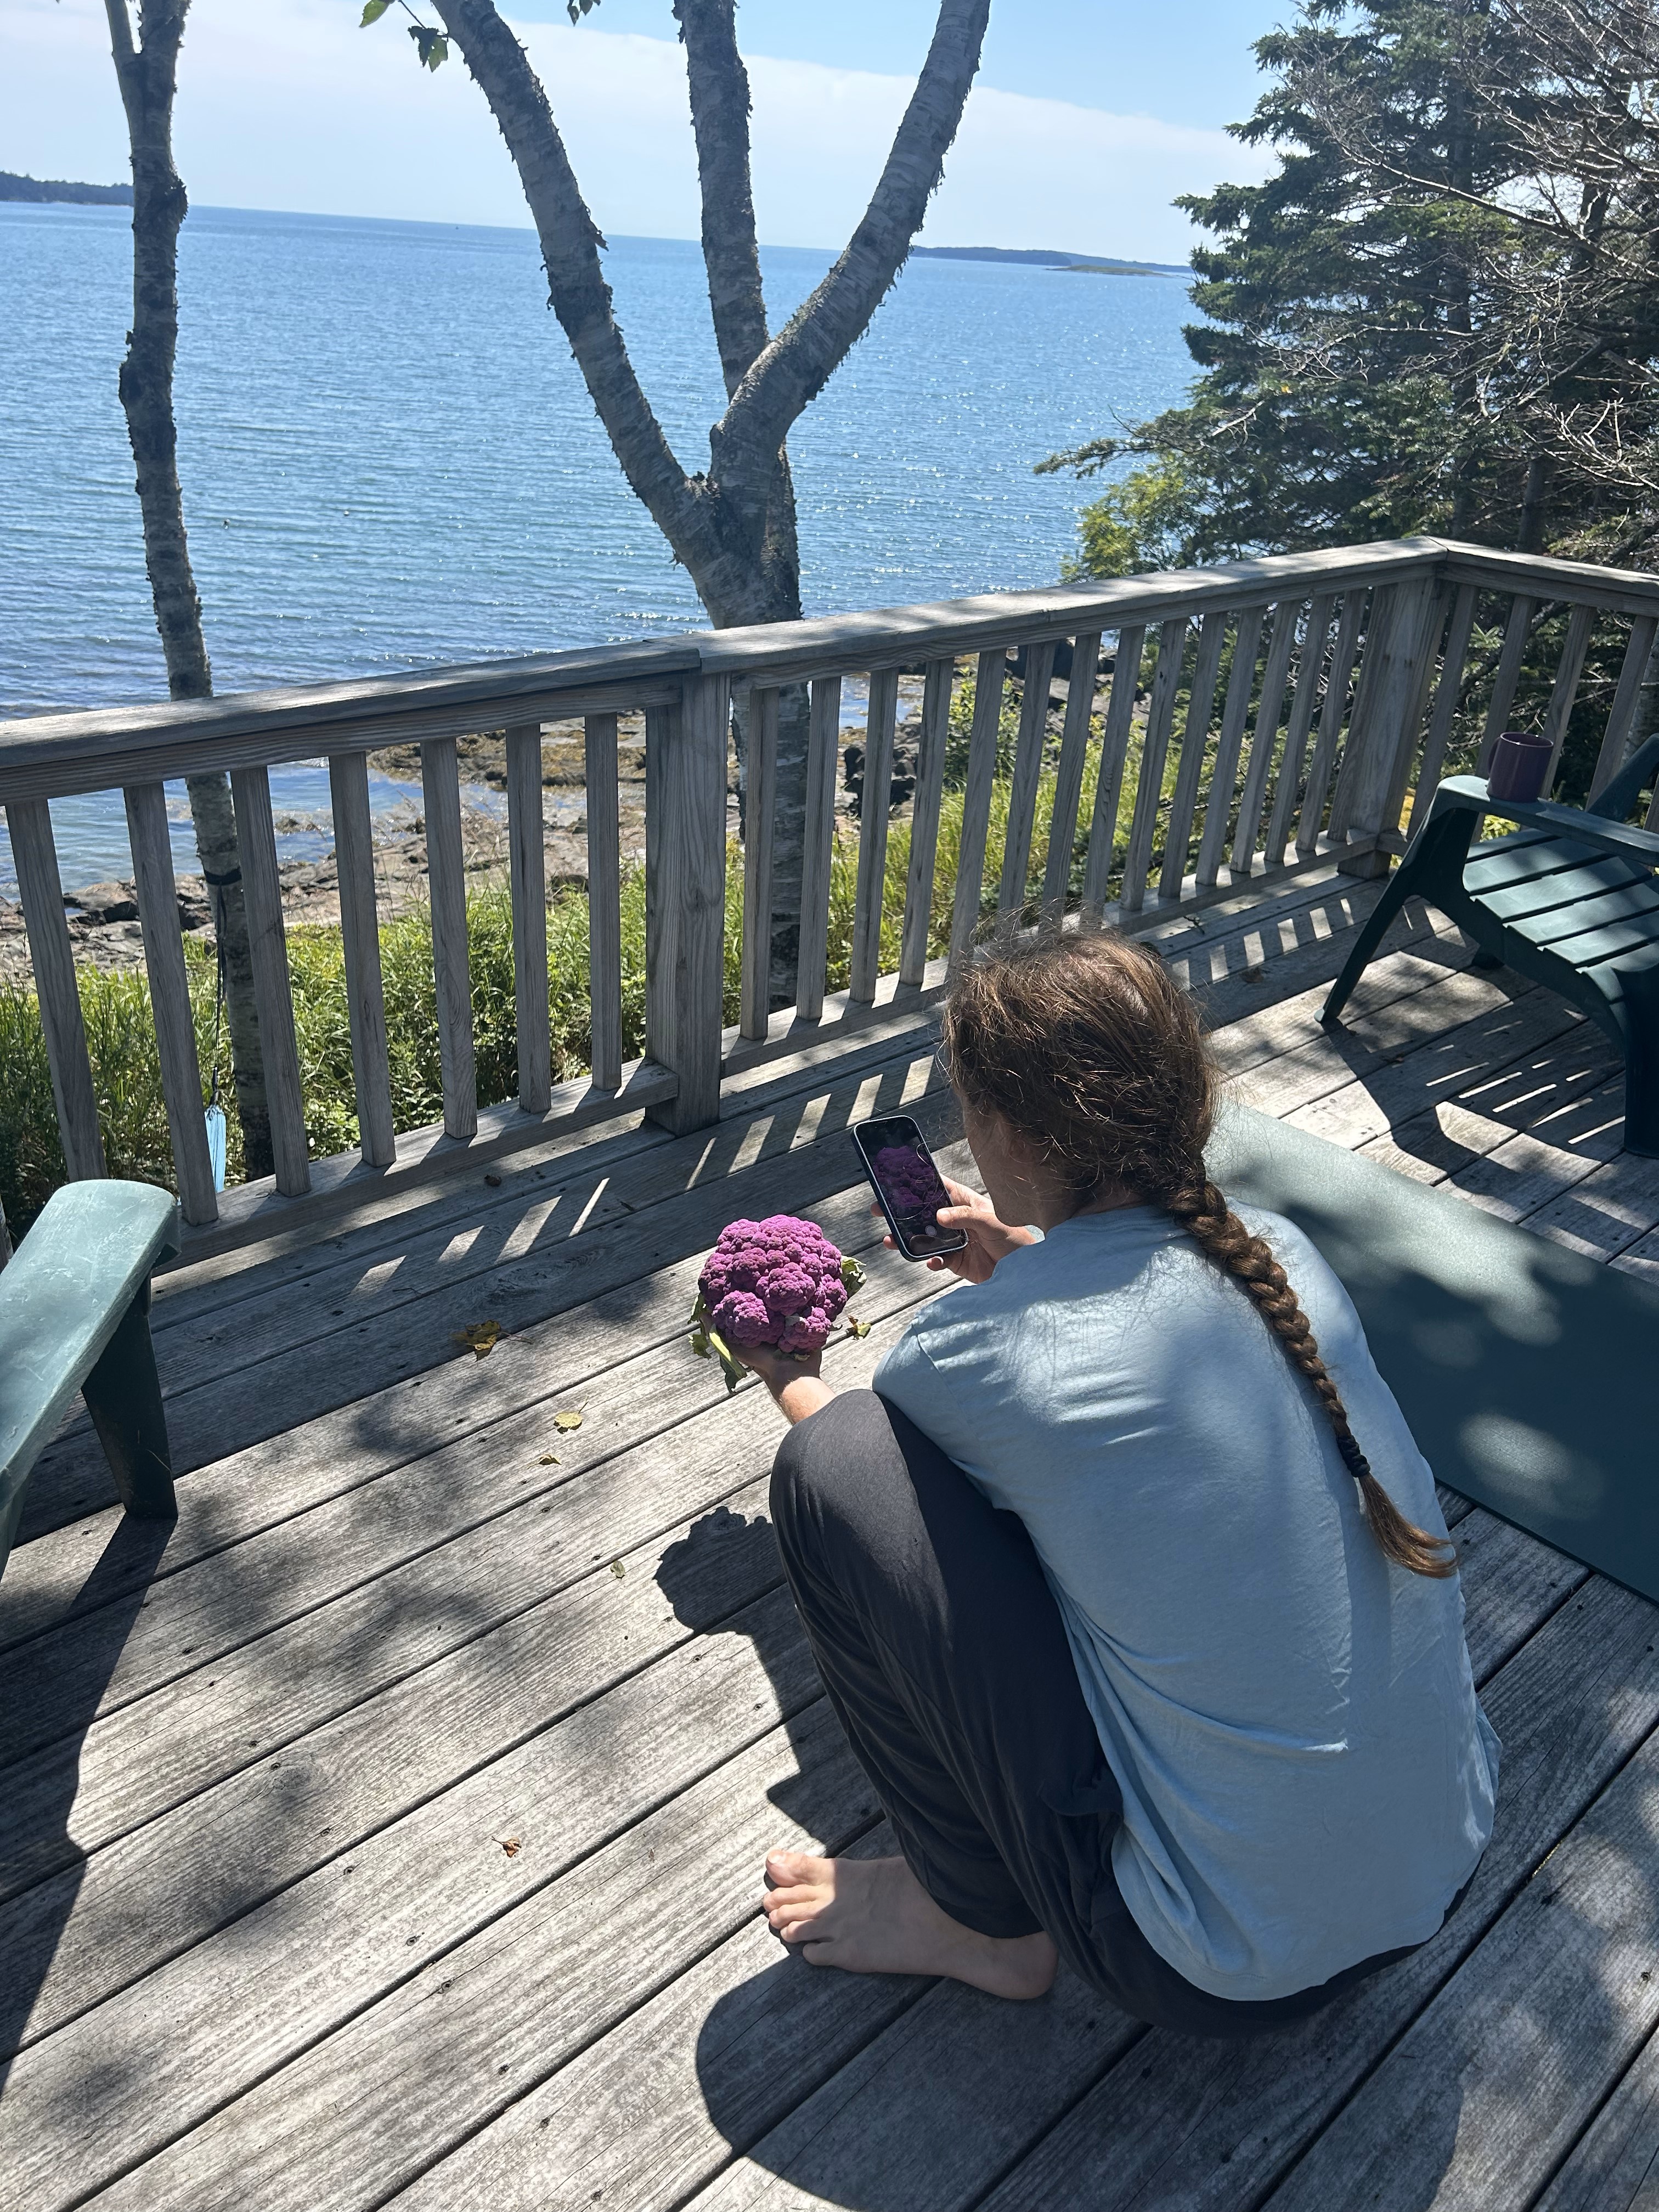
1165;1178;1455;1577
944;929;1457;1581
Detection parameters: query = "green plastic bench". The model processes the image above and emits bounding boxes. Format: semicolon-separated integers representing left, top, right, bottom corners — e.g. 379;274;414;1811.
1322;730;1659;1156
0;1180;180;1581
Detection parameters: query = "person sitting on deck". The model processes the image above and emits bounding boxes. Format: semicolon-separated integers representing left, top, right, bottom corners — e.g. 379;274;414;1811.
737;932;1499;2035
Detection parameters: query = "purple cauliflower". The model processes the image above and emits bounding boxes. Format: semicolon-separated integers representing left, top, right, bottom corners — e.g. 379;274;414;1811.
874;1144;946;1219
691;1214;867;1391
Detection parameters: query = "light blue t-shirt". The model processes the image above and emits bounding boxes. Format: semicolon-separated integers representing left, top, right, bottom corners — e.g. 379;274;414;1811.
873;1203;1499;2003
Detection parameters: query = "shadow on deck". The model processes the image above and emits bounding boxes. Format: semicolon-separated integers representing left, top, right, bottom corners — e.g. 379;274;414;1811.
2;865;1656;2212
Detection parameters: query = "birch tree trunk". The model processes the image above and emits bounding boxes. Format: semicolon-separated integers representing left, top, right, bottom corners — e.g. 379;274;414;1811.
104;0;273;1178
419;0;990;1002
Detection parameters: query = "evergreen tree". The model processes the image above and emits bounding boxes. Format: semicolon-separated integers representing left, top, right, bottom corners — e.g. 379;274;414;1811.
1046;0;1659;575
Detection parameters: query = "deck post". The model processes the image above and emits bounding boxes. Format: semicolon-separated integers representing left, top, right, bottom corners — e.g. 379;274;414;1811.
1339;577;1440;879
645;673;729;1133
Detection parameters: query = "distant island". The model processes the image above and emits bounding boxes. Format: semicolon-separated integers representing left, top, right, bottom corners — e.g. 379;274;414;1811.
1;172;132;206
912;245;1187;278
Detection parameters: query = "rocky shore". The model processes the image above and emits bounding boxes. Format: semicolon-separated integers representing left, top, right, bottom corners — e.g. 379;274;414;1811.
0;673;986;987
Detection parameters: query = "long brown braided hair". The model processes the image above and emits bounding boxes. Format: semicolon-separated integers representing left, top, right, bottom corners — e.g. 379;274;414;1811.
941;930;1455;1578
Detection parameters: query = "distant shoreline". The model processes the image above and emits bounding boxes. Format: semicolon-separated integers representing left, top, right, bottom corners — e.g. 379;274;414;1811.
0;171;132;206
912;244;1187;278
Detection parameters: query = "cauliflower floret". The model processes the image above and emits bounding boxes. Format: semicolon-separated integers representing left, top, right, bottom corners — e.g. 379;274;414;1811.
693;1213;861;1368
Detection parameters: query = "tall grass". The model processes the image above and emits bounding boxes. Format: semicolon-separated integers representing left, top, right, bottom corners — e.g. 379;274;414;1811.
0;721;1136;1234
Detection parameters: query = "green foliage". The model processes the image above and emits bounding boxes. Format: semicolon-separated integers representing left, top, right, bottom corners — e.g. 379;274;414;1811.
1065;460;1196;583
0;861;744;1239
1047;0;1659;576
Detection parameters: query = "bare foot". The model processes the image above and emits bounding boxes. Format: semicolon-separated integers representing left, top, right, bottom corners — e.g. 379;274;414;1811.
763;1850;1058;2001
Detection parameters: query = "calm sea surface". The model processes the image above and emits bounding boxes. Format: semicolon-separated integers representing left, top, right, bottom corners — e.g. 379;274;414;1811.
0;202;1197;891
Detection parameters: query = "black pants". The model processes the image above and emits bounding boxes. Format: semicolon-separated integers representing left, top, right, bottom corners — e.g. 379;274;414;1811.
770;1388;1438;2038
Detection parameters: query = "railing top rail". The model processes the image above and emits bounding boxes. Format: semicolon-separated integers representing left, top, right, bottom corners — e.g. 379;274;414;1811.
1436;540;1659;618
0;538;1449;803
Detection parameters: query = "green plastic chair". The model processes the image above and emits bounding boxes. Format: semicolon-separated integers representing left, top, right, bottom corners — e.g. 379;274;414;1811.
1323;731;1659;1156
0;1180;180;1581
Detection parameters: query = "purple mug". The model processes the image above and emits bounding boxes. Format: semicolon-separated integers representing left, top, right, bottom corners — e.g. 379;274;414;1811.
1486;730;1553;804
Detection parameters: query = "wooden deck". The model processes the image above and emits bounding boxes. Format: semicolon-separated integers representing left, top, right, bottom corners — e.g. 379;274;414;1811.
3;866;1658;2212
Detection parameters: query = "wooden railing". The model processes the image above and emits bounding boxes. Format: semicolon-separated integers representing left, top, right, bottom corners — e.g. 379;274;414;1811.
5;534;1657;1250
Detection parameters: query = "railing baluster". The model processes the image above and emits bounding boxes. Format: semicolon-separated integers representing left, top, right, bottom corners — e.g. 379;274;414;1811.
505;721;551;1115
1590;615;1659;803
123;782;217;1222
949;648;1009;964
1080;623;1146;923
1231;601;1302;874
1263;594;1336;870
327;752;395;1169
229;765;311;1195
645;677;729;1128
998;640;1056;914
1410;583;1480;818
420;737;477;1142
1480;594;1537;760
738;687;777;1040
1539;603;1595;794
850;667;899;1001
1121;617;1189;914
1041;631;1103;934
900;657;953;985
584;713;624;1088
1296;592;1366;856
1195;605;1266;887
1158;610;1227;903
797;675;842;1019
9;796;106;1182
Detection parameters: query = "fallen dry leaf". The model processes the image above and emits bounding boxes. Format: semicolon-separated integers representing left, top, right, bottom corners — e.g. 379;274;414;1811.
553;1406;585;1433
454;1320;501;1359
500;1837;522;1858
610;1559;626;1581
538;1452;560;1466
845;1316;872;1339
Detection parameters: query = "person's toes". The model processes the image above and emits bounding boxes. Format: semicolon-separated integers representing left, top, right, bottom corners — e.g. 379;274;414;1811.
766;1849;829;1885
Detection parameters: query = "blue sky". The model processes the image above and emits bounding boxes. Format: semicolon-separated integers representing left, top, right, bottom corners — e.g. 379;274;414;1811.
507;0;1285;136
5;0;1290;260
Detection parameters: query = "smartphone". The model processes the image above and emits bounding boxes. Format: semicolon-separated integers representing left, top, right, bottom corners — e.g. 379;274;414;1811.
851;1115;969;1262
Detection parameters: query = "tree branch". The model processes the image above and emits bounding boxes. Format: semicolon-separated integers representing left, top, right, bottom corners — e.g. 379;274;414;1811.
707;0;990;533
673;0;769;396
432;0;714;573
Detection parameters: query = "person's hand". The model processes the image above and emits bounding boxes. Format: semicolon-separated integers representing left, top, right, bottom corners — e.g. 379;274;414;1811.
735;1342;834;1426
874;1176;1035;1284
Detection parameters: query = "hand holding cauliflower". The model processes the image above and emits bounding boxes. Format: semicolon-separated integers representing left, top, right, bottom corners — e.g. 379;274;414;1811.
690;1215;867;1393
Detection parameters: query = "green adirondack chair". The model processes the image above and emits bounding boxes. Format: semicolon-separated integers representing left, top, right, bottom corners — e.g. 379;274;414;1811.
1323;731;1659;1156
0;1180;180;1581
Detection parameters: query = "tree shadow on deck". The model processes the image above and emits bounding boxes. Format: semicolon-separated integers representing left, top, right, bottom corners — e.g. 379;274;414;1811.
16;1046;951;1545
0;1511;173;2080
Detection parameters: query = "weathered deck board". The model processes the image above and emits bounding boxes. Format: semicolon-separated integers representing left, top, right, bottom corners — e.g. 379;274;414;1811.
975;1578;1659;2212
0;1178;955;1773
1258;1728;1659;2212
0;1301;936;2052
1;867;1650;2212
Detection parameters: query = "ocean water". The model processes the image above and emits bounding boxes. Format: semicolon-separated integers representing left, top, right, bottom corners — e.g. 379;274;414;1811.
0;201;1198;891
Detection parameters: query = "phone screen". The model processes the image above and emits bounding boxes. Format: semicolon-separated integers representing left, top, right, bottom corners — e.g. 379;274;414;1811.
851;1116;969;1261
